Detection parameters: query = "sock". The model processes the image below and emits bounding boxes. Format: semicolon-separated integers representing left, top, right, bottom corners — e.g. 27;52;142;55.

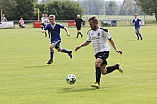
45;32;47;37
96;67;101;85
80;32;83;37
50;50;54;61
76;32;79;38
139;34;142;39
61;48;70;54
136;33;139;39
106;65;118;74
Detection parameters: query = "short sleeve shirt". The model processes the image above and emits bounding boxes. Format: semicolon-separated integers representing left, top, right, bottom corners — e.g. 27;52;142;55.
87;27;112;55
1;17;6;21
44;23;65;42
132;18;141;28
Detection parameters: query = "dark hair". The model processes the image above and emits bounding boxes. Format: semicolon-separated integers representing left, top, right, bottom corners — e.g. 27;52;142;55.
88;16;98;23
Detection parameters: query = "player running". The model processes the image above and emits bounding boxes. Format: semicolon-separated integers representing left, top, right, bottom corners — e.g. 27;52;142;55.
43;14;50;38
42;15;72;64
132;14;143;40
75;16;123;89
41;14;45;29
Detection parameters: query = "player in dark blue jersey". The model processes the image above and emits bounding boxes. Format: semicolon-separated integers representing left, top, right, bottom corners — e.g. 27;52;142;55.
42;15;72;64
132;14;143;40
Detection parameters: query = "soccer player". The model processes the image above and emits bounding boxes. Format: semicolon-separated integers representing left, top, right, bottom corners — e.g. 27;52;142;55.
132;14;143;40
43;14;50;37
75;16;123;89
41;14;45;29
75;14;83;38
42;15;72;64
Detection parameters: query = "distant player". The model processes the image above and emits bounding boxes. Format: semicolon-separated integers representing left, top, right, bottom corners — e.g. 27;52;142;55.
132;14;143;40
41;14;45;29
75;14;83;38
42;15;72;64
75;16;123;89
43;14;50;37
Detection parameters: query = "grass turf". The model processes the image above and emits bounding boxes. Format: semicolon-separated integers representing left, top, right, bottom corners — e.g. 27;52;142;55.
0;26;157;104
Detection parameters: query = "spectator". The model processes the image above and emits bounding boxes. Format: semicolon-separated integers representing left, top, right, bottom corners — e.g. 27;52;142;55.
19;18;25;28
1;14;7;22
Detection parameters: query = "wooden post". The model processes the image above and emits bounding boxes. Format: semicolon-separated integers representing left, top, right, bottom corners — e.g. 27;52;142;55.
38;8;39;21
1;9;2;19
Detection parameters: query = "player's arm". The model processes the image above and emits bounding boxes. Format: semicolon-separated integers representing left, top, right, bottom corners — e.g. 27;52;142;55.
75;41;91;51
81;19;83;25
64;27;70;37
108;38;122;54
140;20;142;26
131;19;135;25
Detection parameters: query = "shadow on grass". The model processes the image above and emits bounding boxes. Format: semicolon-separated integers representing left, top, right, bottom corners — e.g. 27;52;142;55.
25;65;51;68
59;87;97;93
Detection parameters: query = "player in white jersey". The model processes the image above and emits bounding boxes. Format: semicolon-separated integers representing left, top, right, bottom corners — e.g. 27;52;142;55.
43;14;50;38
41;14;45;29
75;16;123;89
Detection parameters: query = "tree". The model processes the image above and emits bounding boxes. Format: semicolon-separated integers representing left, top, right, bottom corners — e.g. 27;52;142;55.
138;0;157;21
105;1;119;15
16;0;37;20
0;0;17;20
37;1;83;20
0;0;37;20
119;0;141;15
81;0;105;15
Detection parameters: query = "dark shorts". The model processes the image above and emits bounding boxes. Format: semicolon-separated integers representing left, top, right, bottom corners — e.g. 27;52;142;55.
135;27;140;32
76;25;81;30
51;40;61;49
41;23;46;27
95;51;109;66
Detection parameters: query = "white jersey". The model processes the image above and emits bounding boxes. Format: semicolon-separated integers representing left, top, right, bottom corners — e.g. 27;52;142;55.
41;17;45;23
44;17;49;25
1;17;6;21
87;27;112;55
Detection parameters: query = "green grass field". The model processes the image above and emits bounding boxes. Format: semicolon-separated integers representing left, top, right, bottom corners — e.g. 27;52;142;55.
0;26;157;104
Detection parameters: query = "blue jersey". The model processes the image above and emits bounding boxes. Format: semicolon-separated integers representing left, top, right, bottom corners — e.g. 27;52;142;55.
132;18;141;28
44;23;65;42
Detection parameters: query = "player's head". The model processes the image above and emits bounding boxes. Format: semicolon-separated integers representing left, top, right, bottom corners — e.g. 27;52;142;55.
49;14;55;25
3;14;5;17
77;14;80;18
88;16;98;30
42;14;45;17
134;14;137;18
45;14;48;17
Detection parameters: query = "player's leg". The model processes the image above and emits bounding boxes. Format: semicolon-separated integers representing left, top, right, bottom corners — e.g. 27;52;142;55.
79;27;83;38
44;24;47;37
47;43;55;64
55;42;72;58
76;29;79;38
138;30;143;40
91;58;103;89
135;30;139;40
101;63;123;75
41;23;44;29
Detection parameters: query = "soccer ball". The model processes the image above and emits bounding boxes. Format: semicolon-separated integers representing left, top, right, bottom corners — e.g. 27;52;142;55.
66;74;76;85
